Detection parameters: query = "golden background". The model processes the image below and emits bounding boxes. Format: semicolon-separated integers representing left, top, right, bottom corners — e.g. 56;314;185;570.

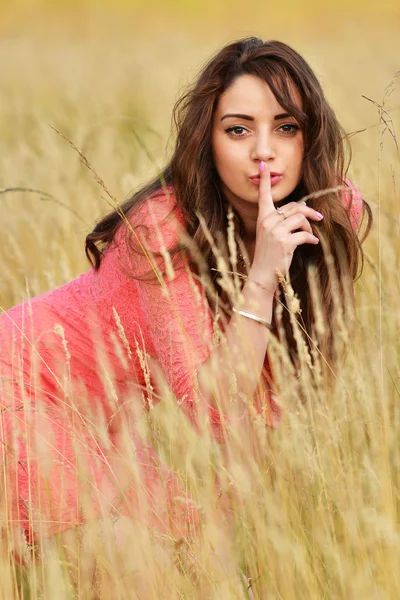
0;0;399;311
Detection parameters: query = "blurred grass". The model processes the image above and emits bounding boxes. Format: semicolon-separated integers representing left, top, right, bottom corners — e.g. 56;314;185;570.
0;1;399;598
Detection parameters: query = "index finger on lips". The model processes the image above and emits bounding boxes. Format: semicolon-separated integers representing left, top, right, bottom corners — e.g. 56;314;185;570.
258;160;276;219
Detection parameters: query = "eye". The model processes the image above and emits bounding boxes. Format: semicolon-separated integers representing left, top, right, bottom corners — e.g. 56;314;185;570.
225;126;248;138
278;123;300;135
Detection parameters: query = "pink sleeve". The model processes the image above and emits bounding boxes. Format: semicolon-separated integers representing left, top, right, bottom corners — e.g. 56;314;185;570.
341;176;364;232
124;188;234;435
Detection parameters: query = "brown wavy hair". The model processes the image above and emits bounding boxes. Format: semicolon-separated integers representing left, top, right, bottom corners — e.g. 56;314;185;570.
85;36;372;370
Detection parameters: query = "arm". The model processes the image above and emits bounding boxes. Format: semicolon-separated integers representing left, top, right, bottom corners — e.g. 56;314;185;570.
199;177;366;418
197;280;274;415
124;189;274;436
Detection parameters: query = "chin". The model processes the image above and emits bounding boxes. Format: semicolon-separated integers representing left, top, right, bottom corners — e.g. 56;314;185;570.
272;191;289;203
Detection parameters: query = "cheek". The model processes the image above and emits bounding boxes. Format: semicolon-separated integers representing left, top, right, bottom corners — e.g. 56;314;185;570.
289;142;304;173
213;138;241;174
211;136;226;171
221;144;244;172
295;138;304;163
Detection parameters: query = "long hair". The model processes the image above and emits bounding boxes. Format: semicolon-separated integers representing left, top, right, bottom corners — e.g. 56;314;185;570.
85;37;372;370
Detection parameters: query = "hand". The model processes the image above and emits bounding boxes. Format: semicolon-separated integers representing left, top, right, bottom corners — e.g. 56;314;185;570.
250;161;323;293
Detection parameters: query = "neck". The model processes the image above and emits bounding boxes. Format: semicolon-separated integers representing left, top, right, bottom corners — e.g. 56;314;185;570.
243;236;256;264
221;185;258;242
236;207;258;242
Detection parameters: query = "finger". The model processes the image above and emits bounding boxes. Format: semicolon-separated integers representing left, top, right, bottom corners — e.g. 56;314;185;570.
257;160;275;220
280;202;324;222
290;231;320;247
279;213;313;235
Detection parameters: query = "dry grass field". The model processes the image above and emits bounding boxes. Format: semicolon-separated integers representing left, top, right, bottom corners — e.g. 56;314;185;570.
0;1;399;598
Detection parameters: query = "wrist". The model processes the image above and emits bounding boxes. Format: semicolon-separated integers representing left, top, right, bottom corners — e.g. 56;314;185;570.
240;276;275;324
247;268;278;296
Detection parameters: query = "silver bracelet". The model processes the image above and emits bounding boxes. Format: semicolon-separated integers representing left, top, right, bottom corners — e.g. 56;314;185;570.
232;307;273;330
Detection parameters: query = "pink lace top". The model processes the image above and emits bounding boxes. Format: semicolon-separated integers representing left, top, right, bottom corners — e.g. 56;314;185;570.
0;177;364;543
0;178;364;432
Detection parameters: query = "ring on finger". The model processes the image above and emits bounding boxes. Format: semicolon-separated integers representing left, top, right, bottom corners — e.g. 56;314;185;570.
276;207;287;219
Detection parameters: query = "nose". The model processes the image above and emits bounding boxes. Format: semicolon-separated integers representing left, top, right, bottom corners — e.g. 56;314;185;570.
251;129;276;163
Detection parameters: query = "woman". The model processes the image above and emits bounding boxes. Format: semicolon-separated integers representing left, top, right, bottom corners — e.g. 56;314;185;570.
0;37;372;552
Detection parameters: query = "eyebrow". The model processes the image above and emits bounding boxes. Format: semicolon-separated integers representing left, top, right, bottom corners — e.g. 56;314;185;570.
220;112;292;122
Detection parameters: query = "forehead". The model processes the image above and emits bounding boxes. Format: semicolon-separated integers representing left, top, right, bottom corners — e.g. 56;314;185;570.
215;73;303;115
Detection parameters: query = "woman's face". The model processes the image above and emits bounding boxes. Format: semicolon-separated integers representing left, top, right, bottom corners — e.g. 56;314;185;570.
211;74;305;211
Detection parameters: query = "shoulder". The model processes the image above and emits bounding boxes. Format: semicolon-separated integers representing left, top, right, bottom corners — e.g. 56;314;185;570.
119;185;187;253
340;176;364;232
129;186;185;252
107;185;189;279
133;185;183;224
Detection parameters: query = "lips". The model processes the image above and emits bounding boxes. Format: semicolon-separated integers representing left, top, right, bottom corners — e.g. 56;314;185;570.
250;172;282;180
250;173;282;186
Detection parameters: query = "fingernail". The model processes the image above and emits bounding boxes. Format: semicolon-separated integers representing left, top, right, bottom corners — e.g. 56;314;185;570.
260;161;265;172
315;212;324;220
